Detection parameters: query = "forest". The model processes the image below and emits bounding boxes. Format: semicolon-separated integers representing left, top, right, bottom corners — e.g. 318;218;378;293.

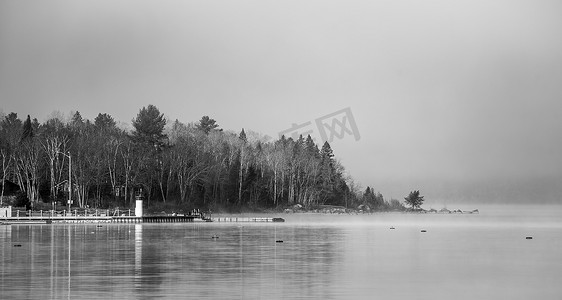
0;105;405;212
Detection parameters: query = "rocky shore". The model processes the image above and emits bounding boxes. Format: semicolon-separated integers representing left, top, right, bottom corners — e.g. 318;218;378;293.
282;204;479;215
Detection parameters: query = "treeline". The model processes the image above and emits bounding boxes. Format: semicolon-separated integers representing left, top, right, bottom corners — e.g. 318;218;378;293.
361;187;406;212
0;105;371;210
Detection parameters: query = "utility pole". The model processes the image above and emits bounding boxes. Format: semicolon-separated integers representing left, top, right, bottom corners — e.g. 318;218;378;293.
68;152;72;208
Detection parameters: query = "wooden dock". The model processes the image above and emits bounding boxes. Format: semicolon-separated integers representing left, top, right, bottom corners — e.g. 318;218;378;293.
1;208;284;224
1;215;284;224
0;215;212;224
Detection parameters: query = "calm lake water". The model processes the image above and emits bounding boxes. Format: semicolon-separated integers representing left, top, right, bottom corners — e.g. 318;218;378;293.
1;205;562;299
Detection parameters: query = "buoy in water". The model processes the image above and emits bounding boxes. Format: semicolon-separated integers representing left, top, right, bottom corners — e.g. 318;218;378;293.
526;236;533;239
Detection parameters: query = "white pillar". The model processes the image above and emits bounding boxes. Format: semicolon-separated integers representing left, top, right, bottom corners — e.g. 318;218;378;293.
135;198;143;217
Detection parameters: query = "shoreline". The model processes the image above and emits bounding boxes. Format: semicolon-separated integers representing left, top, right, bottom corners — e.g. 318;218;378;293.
212;205;480;216
269;204;479;215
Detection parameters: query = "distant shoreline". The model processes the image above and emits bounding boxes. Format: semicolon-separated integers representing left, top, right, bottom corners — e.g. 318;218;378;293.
222;205;481;215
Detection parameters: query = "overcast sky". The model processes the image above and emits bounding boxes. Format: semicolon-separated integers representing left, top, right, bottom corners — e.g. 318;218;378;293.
1;0;561;205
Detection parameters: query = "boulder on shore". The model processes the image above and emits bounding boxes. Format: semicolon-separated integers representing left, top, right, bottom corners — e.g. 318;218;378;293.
357;204;371;212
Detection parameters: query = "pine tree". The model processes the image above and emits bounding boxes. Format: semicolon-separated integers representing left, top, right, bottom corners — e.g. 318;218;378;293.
304;135;319;157
320;141;334;163
132;105;167;146
195;116;220;134
94;113;117;131
239;128;247;143
21;115;34;140
404;190;424;209
364;186;371;197
71;111;84;125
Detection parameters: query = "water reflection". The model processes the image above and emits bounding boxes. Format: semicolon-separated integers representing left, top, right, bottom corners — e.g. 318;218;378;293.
1;209;562;299
134;224;142;282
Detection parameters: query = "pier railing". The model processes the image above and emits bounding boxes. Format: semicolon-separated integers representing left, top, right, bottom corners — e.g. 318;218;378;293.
6;208;208;220
9;208;133;218
2;208;283;223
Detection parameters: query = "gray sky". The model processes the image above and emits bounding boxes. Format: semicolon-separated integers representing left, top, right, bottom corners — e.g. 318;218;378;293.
1;0;562;205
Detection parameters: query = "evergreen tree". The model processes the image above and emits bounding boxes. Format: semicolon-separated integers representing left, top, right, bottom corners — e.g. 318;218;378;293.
316;141;345;204
195;116;220;134
293;135;305;156
404;190;424;209
320;141;334;163
71;111;84;125
364;187;371;198
22;115;34;140
239;128;247;143
303;135;318;158
132;105;167;146
279;134;287;146
94;113;116;129
1;113;22;146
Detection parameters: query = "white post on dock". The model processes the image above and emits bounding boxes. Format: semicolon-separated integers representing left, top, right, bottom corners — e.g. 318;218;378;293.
135;192;143;217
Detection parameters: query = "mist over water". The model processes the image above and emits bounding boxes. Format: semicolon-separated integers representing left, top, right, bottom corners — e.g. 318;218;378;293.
278;204;562;228
1;204;561;299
